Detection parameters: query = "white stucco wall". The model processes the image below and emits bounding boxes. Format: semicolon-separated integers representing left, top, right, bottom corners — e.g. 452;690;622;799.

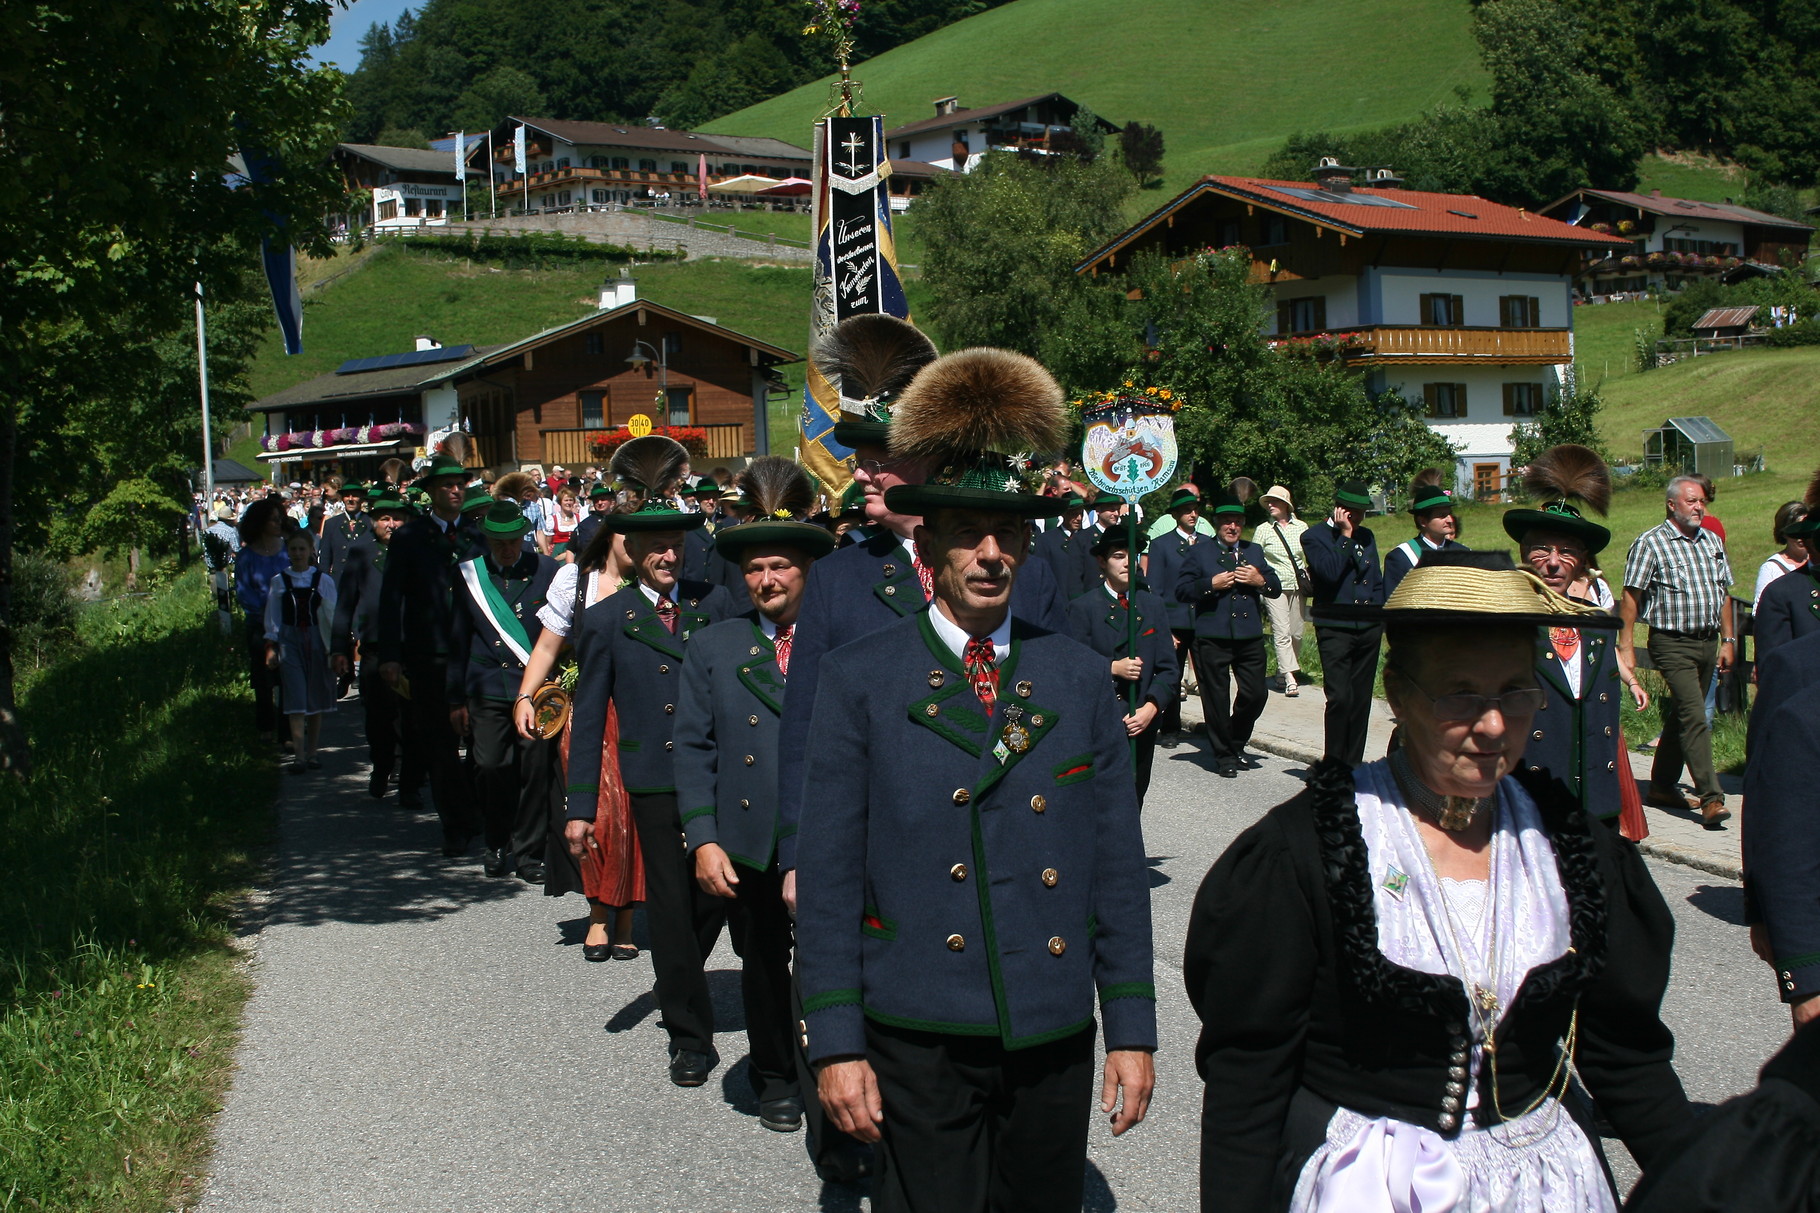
1640;218;1745;254
1366;269;1572;328
1267;275;1362;331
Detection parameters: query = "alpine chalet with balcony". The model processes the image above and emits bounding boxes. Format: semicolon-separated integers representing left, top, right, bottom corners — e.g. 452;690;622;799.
1538;188;1813;297
1075;161;1633;499
886;93;1118;173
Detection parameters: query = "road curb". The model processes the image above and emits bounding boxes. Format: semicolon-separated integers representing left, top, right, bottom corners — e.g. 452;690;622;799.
1635;839;1743;882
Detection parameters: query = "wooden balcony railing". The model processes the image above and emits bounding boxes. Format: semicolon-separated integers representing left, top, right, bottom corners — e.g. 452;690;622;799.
1334;326;1573;365
539;423;748;468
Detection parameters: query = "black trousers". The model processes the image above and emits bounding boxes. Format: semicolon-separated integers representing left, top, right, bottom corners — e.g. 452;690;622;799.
1155;628;1196;736
1314;623;1384;765
244;619;277;734
357;662;422;789
405;662;476;845
724;862;797;1104
1193;635;1268;764
1131;722;1158;807
629;792;728;1056
468;698;555;867
866;1020;1096;1213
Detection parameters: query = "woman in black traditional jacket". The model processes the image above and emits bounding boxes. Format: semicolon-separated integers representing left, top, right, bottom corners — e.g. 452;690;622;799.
1186;551;1692;1213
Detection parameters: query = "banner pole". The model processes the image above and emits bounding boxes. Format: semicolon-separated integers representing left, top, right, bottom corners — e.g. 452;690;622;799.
1126;503;1139;764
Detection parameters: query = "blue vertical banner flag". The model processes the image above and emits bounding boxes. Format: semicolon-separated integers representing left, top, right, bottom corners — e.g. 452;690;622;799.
799;113;908;494
455;132;467;181
513;125;527;175
237;137;304;355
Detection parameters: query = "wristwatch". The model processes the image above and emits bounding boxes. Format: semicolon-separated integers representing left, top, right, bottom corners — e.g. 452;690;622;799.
1721;636;1736;645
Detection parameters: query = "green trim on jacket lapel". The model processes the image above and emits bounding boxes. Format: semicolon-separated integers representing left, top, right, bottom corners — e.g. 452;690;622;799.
872;551;925;617
738;623;785;715
624;608;686;661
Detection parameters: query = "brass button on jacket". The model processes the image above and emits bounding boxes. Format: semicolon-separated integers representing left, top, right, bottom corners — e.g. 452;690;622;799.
1030;794;1047;813
1041;868;1059;887
952;788;971;805
1531;729;1544;740
658;664;670;674
739;798;750;808
664;741;674;751
743;754;755;766
950;863;967;881
664;703;675;714
1047;936;1067;956
749;714;760;726
946;934;965;951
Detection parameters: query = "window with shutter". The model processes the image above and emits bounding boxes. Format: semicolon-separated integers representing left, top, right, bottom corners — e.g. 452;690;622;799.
580;391;606;428
1277;302;1292;335
1423;383;1438;418
1424;383;1467;418
1420;294;1463;326
1277;297;1327;333
1503;383;1541;416
1499;296;1542;328
1453;383;1467;417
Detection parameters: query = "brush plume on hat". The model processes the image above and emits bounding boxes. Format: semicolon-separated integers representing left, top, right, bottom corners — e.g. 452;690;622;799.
1408;467;1445;500
887;348;1069;462
610;435;690;497
737;456;815;521
1524;444;1611;516
1228;476;1257;504
438;431;475;465
1501;443;1613;554
812;314;939;419
493;471;536;501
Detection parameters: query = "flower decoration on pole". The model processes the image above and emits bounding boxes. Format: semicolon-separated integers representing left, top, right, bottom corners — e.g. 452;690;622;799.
803;0;862;112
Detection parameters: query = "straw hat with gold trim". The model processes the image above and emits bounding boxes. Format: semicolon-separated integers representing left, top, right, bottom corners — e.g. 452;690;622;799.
1312;550;1619;628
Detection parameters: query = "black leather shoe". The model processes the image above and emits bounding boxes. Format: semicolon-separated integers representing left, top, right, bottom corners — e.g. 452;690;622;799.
669;1049;714;1087
440;833;472;858
1217;761;1238;779
483;847;512;876
1158;732;1180;750
367;770;388;800
582;942;612;962
759;1095;804;1132
517;861;547;885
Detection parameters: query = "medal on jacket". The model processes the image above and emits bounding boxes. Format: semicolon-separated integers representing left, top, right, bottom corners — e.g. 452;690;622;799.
994;705;1031;764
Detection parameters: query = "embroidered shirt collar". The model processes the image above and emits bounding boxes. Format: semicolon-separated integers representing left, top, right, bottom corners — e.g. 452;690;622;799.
926;602;1010;663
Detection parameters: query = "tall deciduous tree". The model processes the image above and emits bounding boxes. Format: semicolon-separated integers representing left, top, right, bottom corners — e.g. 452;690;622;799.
0;0;348;774
1117;122;1166;187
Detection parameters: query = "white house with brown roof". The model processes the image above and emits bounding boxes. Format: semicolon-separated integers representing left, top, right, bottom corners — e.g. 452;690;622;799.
885;93;1117;173
1539;188;1813;296
335;142;483;230
488;117;813;213
1075;162;1633;500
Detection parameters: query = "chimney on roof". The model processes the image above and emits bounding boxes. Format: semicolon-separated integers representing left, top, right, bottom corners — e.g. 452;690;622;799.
598;276;637;311
1367;167;1405;188
933;96;960;116
1651;189;1662;198
1311;156;1356;194
415;336;441;351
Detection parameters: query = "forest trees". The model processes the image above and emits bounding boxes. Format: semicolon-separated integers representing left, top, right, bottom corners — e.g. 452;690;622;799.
0;0;348;773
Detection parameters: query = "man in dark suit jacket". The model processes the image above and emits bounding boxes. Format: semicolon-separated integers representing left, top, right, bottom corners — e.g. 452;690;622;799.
331;492;418;805
1142;486;1206;745
1743;668;1820;1032
1504;487;1637;825
1301;481;1385;764
1383;478;1467;597
1067;528;1176;806
567;481;616;565
774;484;1068;879
1754;516;1819;660
564;500;737;1088
377;454;481;855
676;484;835;1136
796;367;1155;1210
1031;492;1093;599
449;501;561;881
1176;495;1282;777
1748;630;1820;756
317;482;372;579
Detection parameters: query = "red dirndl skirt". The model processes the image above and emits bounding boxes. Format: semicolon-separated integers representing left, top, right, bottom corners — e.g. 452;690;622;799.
555;702;646;907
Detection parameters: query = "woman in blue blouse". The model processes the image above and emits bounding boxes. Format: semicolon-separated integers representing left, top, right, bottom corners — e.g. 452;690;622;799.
233;498;292;743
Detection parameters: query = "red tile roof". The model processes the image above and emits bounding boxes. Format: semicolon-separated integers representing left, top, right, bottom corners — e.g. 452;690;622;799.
1078;175;1634;271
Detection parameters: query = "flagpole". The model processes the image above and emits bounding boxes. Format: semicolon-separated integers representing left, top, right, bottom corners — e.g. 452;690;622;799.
1125;501;1139;765
488;131;497;219
195;280;217;512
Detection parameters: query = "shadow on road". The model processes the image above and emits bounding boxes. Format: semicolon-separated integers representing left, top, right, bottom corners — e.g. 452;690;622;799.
1685;883;1747;926
260;719;525;931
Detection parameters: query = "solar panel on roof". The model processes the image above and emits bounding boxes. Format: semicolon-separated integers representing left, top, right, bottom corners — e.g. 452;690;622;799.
1263;186;1417;209
335;344;476;376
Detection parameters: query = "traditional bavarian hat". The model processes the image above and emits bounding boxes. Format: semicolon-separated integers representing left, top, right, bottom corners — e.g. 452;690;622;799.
713;457;836;559
1500;445;1613;555
1315;550;1619;628
813;314;941;449
607;436;707;534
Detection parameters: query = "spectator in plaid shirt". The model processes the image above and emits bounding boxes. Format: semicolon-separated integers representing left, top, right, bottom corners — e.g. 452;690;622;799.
1619;475;1736;829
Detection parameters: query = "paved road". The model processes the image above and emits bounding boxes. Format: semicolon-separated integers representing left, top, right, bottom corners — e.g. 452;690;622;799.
201;710;1796;1212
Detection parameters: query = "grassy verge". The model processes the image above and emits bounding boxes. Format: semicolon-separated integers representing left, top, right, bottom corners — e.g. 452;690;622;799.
0;567;273;1211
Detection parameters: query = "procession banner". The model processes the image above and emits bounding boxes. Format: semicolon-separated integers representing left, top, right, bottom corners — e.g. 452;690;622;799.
799;113;907;494
455;132;466;181
513;125;527;175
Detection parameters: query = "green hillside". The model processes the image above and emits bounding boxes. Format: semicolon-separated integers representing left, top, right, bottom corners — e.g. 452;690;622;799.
702;0;1488;189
